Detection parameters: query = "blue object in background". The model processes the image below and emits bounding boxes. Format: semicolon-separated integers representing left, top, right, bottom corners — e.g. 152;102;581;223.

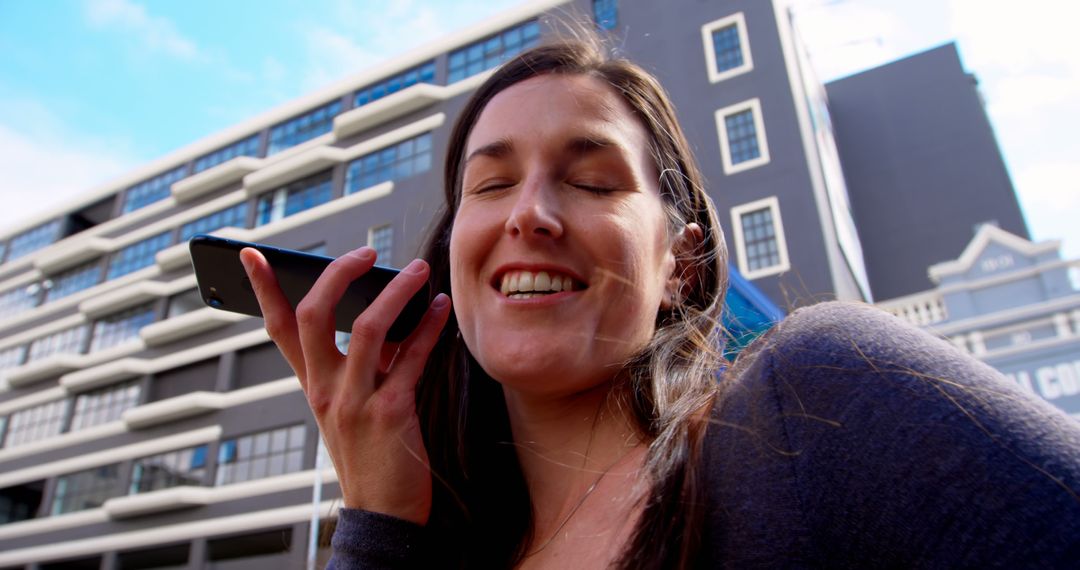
722;264;785;359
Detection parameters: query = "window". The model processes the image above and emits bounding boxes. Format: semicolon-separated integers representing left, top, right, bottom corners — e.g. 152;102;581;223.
45;259;103;302
69;380;141;431
715;98;770;174
216;424;306;485
3;399;69;448
89;303;156;352
354;61;437;108
731;196;790;279
122;166;187;214
0;283;42;320
51;464;124;515
702;12;753;83
107;231;173;279
0;480;44;524
345;133;433;194
0;345;26;371
6;219;64;262
130;444;209;494
448;20;541;83
255;171;333;227
267;100;343;156
194;134;261;174
593;0;617;30
179;202;249;242
368;225;393;265
166;288;204;318
27;324;88;362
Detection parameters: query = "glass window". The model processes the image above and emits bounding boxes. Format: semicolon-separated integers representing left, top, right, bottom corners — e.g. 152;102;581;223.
45;259;103;302
70;380;141;431
193;134;261;174
89;303;156;353
122;166;188;214
179;202;249;242
368;225;393;265
166;288;204;318
593;0;618;30
3;399;69;449
255;171;333;227
267;100;343;155
27;324;88;362
712;24;744;73
130;444;209;494
725;109;761;165
6;219;64;262
0;282;42;321
345;133;433;195
0;345;26;372
52;464;124;515
216;424;307;486
447;20;541;83
107;231;174;280
740;207;781;271
354;61;437;108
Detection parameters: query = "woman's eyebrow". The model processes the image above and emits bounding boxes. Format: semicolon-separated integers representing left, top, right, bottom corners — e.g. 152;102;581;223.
464;135;623;167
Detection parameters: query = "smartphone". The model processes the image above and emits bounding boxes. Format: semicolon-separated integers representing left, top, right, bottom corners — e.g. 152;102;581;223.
188;234;431;343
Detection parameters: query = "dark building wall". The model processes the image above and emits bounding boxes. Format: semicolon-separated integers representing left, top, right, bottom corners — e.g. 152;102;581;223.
600;0;847;307
826;43;1029;300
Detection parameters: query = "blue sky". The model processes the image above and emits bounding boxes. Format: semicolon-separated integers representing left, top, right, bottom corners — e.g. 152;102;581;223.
0;0;1076;268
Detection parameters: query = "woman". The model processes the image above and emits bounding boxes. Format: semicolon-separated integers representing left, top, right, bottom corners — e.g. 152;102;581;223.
241;34;1080;569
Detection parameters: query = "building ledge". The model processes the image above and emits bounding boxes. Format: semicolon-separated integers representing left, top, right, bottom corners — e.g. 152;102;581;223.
6;354;83;388
34;237;112;274
172;157;263;202
79;275;196;318
104;487;212;520
141;307;250;347
244;146;341;195
123;391;225;429
333;83;443;140
60;357;153;393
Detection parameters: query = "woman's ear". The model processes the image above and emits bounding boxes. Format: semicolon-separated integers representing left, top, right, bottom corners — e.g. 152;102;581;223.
662;222;704;310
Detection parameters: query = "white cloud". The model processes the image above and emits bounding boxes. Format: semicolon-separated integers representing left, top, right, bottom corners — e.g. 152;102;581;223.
948;0;1080;259
793;1;908;80
84;0;198;60
0;99;137;235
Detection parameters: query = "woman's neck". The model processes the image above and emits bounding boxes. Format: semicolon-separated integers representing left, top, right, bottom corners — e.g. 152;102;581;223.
502;381;647;538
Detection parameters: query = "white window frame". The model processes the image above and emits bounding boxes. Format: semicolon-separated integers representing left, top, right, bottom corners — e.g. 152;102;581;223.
731;196;790;280
715;98;770;175
702;12;753;83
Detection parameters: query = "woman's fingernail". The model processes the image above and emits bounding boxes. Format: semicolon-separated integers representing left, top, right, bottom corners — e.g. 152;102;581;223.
353;247;375;261
405;259;425;274
432;293;449;308
239;250;253;273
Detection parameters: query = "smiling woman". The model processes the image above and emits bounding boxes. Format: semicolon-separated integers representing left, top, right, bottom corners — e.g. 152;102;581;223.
239;26;1080;570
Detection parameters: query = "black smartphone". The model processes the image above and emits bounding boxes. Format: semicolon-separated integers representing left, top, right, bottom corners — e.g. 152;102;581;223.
188;234;430;343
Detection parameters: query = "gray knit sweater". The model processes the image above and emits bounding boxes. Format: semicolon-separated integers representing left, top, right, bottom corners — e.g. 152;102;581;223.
329;302;1080;568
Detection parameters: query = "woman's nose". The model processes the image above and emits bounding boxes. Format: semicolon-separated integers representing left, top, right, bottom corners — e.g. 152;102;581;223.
504;181;564;240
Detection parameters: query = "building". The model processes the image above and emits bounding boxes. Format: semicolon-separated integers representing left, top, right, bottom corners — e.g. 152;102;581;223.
0;0;1031;567
878;224;1080;419
826;43;1030;301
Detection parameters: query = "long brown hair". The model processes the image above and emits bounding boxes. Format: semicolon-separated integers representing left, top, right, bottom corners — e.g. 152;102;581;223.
416;25;728;569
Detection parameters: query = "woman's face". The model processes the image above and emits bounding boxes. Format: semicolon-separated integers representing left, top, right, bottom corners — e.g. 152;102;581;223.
449;74;677;397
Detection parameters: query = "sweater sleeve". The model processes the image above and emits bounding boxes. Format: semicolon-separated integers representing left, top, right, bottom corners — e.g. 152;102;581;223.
713;301;1080;568
327;508;430;569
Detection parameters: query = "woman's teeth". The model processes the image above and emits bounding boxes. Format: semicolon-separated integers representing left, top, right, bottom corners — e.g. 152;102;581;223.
500;270;580;298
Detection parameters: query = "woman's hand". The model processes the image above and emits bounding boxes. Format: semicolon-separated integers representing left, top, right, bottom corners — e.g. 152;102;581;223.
240;246;451;525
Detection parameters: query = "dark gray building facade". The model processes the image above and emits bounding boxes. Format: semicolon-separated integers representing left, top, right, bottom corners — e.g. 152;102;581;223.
0;0;1029;567
827;43;1030;300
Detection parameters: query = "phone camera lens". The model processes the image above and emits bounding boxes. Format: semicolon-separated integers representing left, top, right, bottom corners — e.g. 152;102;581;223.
207;296;224;309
